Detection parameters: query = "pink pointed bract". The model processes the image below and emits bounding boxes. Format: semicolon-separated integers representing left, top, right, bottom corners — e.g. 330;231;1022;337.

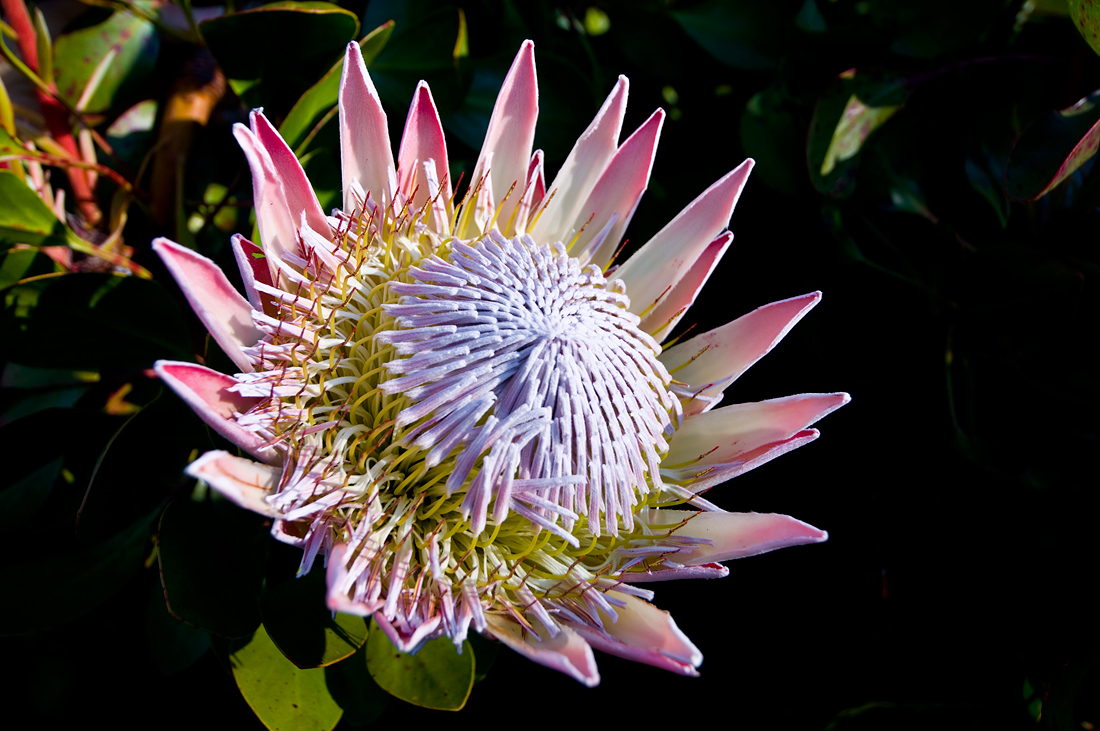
154;40;848;685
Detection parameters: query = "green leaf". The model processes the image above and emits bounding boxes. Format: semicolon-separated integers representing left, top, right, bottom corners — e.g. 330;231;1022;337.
0;272;190;369
0;458;62;533
807;71;909;197
230;624;344;731
0;170;71;249
323;645;390;726
105;99;158;171
145;582;211;675
366;9;467;113
157;497;269;638
1041;654;1100;731
0;510;156;633
740;88;803;194
1070;1;1100;57
819;95;902;176
279;21;394;154
201;2;359;82
261;568;368;669
671;0;784;71
0;248;56;291
1005;89;1100;201
52;10;159;113
965;151;1010;227
364;618;474;711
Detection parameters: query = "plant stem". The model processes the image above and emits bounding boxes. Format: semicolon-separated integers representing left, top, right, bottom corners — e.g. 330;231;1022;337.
1;0;102;225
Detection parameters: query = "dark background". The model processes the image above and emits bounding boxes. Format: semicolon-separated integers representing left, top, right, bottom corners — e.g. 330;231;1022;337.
1;0;1097;728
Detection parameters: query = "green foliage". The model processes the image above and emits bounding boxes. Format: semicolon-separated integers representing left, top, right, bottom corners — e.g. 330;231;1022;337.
261;568;368;668
0;510;156;633
1;274;190;369
230;624;344;731
671;0;784;71
52;8;159;113
1006;88;1100;200
279;21;395;154
364;619;475;711
1069;0;1100;56
157;496;269;638
201;1;359;117
0;170;74;249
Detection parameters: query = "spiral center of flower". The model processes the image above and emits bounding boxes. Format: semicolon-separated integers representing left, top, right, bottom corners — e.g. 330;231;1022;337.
378;231;679;540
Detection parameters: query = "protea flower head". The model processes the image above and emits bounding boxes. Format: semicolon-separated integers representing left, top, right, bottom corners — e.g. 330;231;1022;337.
153;40;848;686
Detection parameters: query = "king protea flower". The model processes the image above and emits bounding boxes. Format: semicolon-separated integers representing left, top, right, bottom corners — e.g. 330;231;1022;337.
153;40;848;686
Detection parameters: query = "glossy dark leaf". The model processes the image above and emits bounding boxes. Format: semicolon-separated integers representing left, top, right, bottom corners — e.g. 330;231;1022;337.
671;0;784;71
323;645;390;726
0;273;190;369
0;458;62;532
201;2;358;82
364;619;474;711
1006;89;1100;201
0;510;156;633
145;582;211;675
230;624;343;731
740;87;803;194
367;9;467;113
157;497;269;638
261;568;368;669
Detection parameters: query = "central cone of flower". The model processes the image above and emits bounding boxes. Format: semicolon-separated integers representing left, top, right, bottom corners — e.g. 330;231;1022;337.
153;39;848;685
381;233;678;540
238;195;691;648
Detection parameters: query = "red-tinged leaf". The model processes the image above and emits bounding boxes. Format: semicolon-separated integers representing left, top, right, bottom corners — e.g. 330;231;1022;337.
1006;89;1100;201
1070;1;1100;57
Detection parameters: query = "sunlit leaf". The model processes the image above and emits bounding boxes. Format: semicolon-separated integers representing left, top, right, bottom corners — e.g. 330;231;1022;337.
157;498;269;638
1070;1;1100;57
53;9;159;113
261;568;368;669
0;170;71;249
820;95;902;176
365;619;474;710
807;71;909;197
0;248;56;291
0;510;156;633
1006;89;1100;201
105;99;158;170
230;624;343;731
